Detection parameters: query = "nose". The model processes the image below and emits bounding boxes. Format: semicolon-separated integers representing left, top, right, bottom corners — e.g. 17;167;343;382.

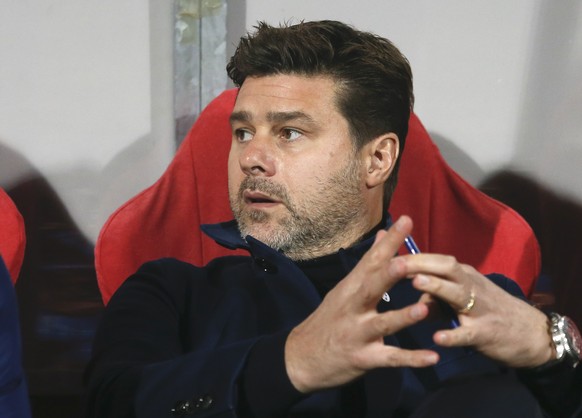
238;134;276;177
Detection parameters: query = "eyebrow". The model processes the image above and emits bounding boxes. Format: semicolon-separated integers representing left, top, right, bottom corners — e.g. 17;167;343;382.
229;110;317;127
229;110;252;125
266;111;316;126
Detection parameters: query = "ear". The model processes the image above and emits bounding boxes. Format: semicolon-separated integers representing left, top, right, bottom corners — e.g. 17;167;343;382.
363;133;399;188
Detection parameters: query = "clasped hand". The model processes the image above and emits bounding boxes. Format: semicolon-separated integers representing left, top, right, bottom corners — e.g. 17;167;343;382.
285;216;554;393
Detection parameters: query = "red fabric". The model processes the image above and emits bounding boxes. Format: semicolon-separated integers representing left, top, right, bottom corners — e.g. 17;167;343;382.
95;89;540;305
390;117;541;293
0;188;26;283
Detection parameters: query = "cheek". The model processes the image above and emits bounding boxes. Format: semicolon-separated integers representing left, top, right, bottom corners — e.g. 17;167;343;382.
227;154;242;194
228;172;242;195
286;160;327;191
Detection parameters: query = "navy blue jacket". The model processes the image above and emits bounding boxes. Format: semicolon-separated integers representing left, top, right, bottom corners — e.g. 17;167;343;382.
85;220;580;417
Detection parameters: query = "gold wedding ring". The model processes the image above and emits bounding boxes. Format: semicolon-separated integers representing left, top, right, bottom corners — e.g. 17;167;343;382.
457;290;476;314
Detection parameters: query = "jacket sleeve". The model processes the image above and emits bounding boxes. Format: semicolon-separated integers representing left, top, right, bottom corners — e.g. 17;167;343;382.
239;329;306;417
518;360;582;418
85;259;263;418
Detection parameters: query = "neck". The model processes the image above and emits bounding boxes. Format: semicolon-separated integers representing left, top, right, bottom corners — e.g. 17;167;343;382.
284;210;385;261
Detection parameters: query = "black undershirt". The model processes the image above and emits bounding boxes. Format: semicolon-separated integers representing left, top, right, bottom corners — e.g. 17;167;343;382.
295;218;386;298
293;218;386;416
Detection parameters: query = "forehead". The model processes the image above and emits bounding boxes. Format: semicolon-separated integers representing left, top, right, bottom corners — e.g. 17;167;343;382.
233;74;342;119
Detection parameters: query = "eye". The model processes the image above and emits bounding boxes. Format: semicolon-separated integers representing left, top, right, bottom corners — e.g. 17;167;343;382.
234;129;253;143
281;128;303;141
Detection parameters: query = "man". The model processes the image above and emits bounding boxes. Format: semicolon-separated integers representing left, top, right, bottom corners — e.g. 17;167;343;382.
86;21;582;417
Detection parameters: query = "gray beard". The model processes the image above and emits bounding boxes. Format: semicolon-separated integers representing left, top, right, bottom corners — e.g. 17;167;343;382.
230;159;368;260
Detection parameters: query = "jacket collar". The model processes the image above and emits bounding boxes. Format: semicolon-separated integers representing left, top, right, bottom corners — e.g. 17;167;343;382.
200;215;393;262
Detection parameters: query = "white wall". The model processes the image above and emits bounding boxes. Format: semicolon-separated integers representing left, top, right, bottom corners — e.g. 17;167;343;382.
242;0;582;199
0;0;175;242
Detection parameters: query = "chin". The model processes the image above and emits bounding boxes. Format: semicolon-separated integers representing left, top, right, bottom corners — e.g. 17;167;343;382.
240;222;288;249
241;222;277;241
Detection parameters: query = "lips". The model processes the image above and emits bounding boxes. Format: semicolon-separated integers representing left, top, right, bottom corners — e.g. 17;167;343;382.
243;190;282;206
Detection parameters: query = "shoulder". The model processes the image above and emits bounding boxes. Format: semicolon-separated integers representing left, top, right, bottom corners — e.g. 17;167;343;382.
108;256;253;309
132;256;252;282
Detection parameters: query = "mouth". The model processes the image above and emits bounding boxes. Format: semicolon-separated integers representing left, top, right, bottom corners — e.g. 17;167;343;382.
243;190;282;207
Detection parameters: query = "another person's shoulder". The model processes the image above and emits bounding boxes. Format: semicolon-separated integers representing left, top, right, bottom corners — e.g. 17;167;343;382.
486;272;526;299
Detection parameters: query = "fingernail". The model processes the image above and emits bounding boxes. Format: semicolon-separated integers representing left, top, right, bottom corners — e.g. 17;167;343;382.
374;229;386;243
416;274;429;286
411;304;424;319
426;353;439;364
393;216;406;231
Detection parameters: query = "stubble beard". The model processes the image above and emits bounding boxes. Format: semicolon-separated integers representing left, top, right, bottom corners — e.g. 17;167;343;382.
230;158;368;261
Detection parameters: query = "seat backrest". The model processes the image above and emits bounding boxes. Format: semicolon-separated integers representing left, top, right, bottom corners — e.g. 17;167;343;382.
95;89;540;305
0;188;26;283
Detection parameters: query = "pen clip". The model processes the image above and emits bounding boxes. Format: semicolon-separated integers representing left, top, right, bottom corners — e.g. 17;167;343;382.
404;235;420;254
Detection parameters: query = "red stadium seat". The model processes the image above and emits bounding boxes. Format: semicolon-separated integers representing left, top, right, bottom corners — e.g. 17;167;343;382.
0;187;26;283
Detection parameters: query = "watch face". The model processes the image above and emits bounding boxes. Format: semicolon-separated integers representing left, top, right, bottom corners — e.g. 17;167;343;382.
565;317;582;358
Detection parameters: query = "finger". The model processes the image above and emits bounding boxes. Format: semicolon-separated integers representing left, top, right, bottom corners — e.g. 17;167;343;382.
370;215;413;260
356;216;413;297
366;344;439;369
411;274;470;312
433;327;476;348
399;254;467;284
367;302;429;340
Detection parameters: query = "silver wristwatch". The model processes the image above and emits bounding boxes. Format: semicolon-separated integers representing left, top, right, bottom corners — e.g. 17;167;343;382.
549;313;582;368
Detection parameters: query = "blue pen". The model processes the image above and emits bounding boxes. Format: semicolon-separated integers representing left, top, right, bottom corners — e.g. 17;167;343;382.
402;235;460;328
404;235;420;254
382;235;419;302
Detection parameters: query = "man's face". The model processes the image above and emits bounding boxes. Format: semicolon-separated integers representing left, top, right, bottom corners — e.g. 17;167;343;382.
228;74;372;260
